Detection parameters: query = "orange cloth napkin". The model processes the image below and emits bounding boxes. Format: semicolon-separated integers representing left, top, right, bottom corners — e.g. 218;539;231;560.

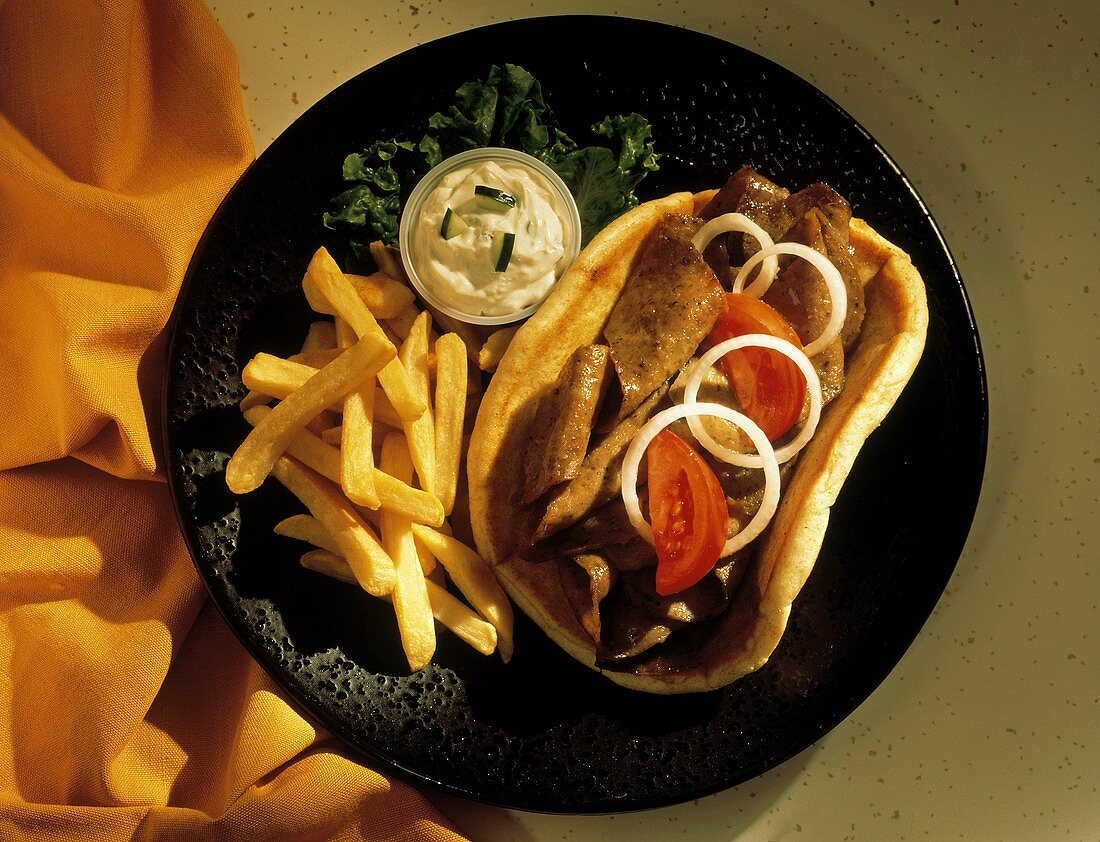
0;1;468;838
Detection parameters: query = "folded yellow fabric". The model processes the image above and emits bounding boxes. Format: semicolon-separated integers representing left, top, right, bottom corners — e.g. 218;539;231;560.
0;1;467;838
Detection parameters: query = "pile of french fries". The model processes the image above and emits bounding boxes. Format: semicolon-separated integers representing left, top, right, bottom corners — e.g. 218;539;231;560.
225;242;516;670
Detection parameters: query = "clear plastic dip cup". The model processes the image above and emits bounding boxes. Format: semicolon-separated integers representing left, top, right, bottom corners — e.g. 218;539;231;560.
398;147;582;326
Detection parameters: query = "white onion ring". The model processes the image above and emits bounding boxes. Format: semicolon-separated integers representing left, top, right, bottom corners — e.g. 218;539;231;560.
691;212;779;292
683;334;823;469
620;402;781;559
733;242;848;357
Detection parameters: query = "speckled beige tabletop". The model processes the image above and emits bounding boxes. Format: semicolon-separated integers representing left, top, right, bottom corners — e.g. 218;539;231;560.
207;1;1099;838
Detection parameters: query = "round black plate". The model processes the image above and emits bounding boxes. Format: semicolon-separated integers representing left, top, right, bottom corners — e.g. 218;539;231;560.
163;16;987;813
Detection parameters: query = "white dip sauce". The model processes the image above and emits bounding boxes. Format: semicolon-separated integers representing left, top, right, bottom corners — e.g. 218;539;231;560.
412;160;568;316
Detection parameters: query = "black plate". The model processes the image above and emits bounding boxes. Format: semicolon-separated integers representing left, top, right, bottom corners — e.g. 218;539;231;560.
163;16;987;813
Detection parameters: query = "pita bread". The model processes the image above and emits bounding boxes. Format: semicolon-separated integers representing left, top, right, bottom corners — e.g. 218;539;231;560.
467;192;928;693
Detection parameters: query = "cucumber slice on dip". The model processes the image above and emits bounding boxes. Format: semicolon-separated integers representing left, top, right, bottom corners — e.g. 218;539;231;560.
474;185;517;211
491;231;516;271
440;207;469;239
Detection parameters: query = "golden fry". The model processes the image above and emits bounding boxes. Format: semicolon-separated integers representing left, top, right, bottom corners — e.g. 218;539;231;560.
433;332;467;515
378;359;427;422
398;311;436;495
300;548;496;655
333;314;356;349
304;248;426;422
369;240;406;281
478;325;519;372
371;470;445;526
274;514;341;556
373;392;407;430
269;456;394;596
239;390;272;411
305;412;337;437
227;335;393;494
382;303;419;343
301;320;337;353
348;271;416;318
412;524;514;662
422;577;496;655
241;354;335;407
342;377;379;508
380;433;435;671
301;248;378;338
290;348;344;368
300;325;341;434
245;407;444;525
376;429;436;575
423;302;483;366
300;548;356;584
243;405;340;481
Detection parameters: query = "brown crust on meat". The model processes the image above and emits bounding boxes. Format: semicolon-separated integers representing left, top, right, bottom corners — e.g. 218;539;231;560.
467;193;928;693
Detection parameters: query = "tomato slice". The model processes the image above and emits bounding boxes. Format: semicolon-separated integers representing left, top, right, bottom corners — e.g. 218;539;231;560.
647;429;728;596
706;293;806;441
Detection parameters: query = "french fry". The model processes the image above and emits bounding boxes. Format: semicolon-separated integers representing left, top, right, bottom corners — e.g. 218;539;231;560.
433;333;467;515
281;512;422;572
423;302;483;366
241;354;340;409
239;390;272;411
478;325;519;372
466;362;482;397
269;456;395;596
372;392;407;430
348;272;416;318
243;405;340;480
300;547;356;583
333;314;356;349
380;434;435;671
303;248;426;422
369;240;406;281
377;429;435;576
398;311;436;495
414;534;436;577
239;352;393;424
274;514;341;556
244;406;444;526
305;412;337;438
342;378;379;508
382;303;419;343
422;578;497;655
241;338;325;412
301;248;376;336
227;335;393;494
372;471;445;527
296;330;341;434
411;525;514;662
301;320;337;353
290;348;344;368
321;426;342;446
300;548;496;656
333;314;380;507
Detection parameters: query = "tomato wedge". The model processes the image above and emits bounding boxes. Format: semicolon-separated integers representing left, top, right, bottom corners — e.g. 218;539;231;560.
647;429;728;596
706;293;806;441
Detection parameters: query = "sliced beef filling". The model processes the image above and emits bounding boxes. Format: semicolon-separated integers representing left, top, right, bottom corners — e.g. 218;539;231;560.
559;553;617;644
521;344;611;505
604;214;724;422
593;555;750;664
525;382;669;547
520;498;637;564
700;166;865;357
517;170;867;674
